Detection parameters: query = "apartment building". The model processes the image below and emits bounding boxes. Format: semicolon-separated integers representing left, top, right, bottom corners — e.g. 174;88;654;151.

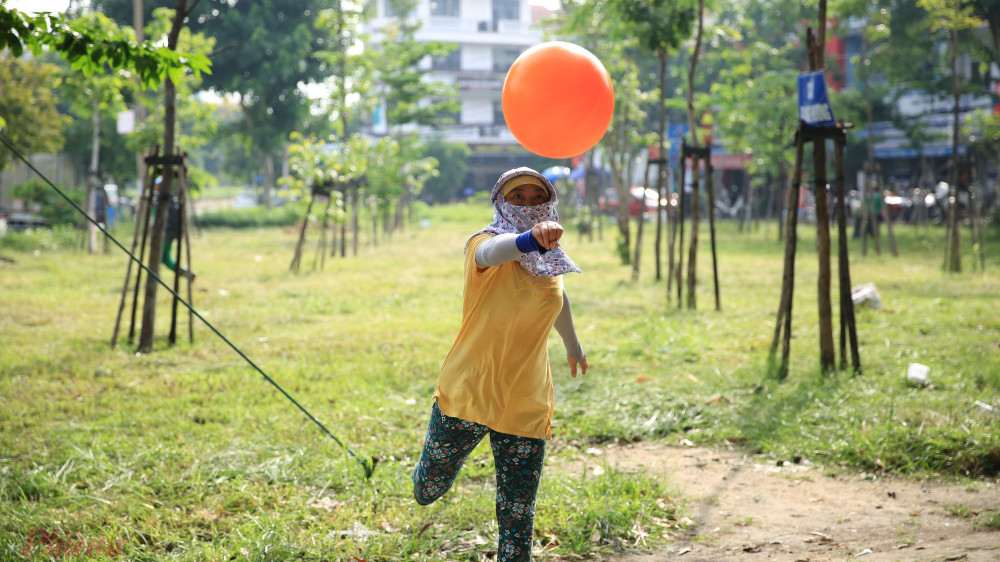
366;0;560;191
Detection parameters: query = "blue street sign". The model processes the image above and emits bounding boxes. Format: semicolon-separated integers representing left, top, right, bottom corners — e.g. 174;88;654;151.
668;124;688;161
798;71;836;127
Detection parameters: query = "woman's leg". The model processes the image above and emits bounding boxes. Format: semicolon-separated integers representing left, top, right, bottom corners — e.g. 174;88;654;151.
413;402;489;505
490;431;545;562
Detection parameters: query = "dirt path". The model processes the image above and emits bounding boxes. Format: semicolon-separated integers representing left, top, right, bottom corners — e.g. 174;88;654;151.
573;442;1000;561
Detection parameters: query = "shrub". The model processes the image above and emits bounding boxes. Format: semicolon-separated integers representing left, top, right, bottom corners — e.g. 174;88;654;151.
8;179;84;227
195;203;305;229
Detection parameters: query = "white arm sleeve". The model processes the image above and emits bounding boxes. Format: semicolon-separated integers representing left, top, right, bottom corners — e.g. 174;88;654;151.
553;290;585;362
474;233;524;268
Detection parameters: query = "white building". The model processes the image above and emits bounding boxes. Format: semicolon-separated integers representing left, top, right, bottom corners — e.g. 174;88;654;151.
366;0;562;190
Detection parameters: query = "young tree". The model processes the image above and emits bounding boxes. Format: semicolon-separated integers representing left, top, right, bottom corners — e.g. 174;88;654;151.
918;0;981;273
609;0;696;284
138;0;196;352
183;0;342;208
374;0;458;231
0;3;210;353
708;26;800;238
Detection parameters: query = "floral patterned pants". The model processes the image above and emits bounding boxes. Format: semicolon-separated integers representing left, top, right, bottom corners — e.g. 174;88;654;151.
413;401;546;562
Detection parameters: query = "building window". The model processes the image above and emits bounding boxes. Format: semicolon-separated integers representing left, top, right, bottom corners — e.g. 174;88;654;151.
430;0;460;17
492;47;521;72
433;48;461;71
493;0;519;21
493;99;505;126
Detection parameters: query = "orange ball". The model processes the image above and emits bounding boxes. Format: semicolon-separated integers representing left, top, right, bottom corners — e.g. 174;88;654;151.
502;42;615;159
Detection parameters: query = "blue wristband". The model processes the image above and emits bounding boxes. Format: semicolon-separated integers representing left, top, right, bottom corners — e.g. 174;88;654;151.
515;230;542;253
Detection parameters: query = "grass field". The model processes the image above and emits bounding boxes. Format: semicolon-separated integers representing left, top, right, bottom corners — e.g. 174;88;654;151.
2;203;998;560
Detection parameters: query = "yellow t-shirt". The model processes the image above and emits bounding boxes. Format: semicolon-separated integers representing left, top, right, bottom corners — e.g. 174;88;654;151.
434;234;564;439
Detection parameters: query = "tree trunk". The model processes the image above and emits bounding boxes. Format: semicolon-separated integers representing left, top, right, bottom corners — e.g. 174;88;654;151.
675;157;685;308
351;184;360;256
682;0;704;308
261;148;275;209
808;18;836;373
132;0;146;227
316;195;332;270
686;157;700;310
290;194;315;272
654;51;668;282
944;26;961;273
631;189;646;282
138;0;187;353
87;91;100;254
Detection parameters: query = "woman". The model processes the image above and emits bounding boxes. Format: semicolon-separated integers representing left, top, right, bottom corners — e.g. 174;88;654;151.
413;167;588;561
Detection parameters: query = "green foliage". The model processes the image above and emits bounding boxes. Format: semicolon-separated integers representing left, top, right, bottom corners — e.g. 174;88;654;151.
194;204;304;229
8;180;83;227
420;139;470;203
0;54;68;168
183;0;341;157
611;0;696;55
0;6;209;91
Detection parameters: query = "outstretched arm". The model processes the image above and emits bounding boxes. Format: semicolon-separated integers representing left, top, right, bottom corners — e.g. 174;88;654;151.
474;222;563;268
553;290;588;377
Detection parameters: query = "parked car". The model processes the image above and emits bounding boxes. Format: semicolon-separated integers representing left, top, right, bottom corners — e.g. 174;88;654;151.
599;186;661;217
0;208;46;231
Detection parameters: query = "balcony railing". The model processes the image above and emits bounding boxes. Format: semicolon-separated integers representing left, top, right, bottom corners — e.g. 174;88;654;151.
427;17;530;34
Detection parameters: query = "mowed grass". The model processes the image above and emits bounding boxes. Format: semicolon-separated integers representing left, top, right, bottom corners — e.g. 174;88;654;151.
1;203;998;560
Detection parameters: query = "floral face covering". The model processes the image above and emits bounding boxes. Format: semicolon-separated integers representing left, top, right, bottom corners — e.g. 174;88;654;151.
472;168;582;278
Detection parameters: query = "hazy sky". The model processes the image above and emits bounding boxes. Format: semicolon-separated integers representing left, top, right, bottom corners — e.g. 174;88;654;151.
7;0;71;14
6;0;559;15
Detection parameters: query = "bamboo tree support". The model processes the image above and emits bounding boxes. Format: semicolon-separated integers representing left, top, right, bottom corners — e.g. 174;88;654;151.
168;158;195;345
969;159;986;272
771;124;860;378
351;181;360;256
340;180;359;258
182;159;194;343
706;150;721;311
658;156;678;302
674;153;687;308
678;141;721;311
684;141;701;310
651;152;665;282
315;186;334;271
943;155;963;273
631;157;654;282
880;162;899;257
290;181;328;273
111;149;194;348
111;146;159;349
770;132;805;380
833;130;861;374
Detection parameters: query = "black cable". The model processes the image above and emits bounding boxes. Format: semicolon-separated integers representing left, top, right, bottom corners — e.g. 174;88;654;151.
0;133;374;479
